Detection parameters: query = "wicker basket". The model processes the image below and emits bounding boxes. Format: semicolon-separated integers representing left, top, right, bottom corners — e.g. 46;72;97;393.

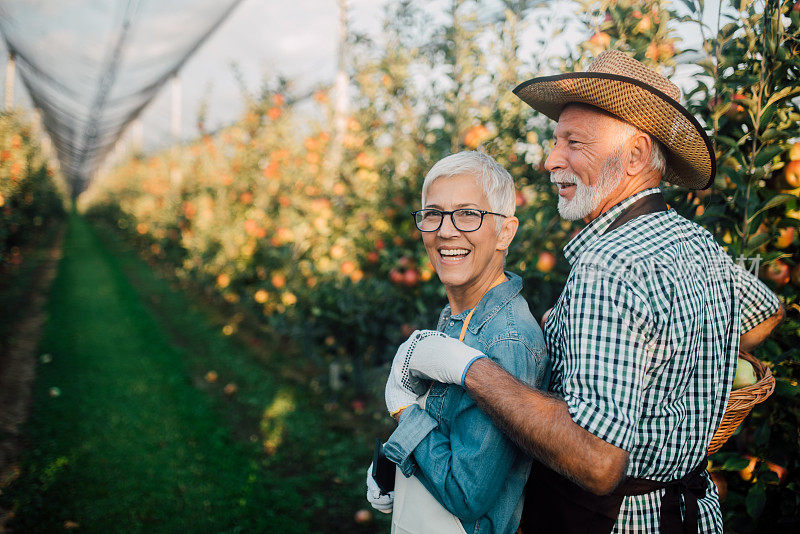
707;351;775;455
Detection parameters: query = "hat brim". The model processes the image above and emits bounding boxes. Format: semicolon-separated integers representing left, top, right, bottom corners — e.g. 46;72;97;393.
513;72;715;189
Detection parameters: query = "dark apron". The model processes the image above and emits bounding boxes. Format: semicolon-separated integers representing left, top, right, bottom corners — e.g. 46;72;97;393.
520;458;708;534
520;192;708;534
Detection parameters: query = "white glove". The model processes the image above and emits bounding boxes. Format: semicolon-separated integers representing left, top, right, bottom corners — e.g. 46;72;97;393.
385;330;446;416
408;331;487;387
366;463;393;513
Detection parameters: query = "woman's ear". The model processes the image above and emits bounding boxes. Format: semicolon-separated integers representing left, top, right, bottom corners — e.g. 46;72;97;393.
497;216;519;252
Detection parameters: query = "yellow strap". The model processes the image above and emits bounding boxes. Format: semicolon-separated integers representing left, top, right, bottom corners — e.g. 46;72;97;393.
391;274;507;419
458;274;508;342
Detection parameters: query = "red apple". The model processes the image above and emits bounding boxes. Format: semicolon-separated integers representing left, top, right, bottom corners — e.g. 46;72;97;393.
784;160;800;188
739;455;757;482
789;142;800;161
401;323;416;338
354;509;372;524
763;260;790;287
765;461;788;485
403;268;419;287
790;263;800;287
389;268;403;285
725;94;747;121
536;252;557;272
776;227;795;249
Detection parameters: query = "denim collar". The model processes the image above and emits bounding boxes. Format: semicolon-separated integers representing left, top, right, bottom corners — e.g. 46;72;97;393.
562;187;662;266
441;271;523;336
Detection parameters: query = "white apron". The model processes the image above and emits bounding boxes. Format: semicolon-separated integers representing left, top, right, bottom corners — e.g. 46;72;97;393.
389;390;467;534
391;468;467;534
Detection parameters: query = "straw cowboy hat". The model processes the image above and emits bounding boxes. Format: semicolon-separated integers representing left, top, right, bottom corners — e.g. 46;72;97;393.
513;49;715;189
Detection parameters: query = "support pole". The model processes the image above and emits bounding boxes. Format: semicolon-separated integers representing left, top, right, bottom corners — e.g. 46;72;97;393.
170;74;183;188
132;118;143;152
171;74;181;140
5;53;15;110
327;0;349;184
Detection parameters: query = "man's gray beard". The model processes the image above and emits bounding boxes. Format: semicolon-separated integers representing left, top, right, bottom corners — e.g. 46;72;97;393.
552;155;624;221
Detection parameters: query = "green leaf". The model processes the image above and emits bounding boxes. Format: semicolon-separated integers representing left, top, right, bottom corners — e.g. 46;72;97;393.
744;232;771;255
754;422;770;446
774;377;800;397
716;135;739;149
764;85;800;110
745;483;766;518
747;194;798;223
754;144;784;167
721;456;752;470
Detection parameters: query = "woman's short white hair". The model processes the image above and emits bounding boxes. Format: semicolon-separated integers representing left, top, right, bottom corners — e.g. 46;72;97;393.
421;151;516;232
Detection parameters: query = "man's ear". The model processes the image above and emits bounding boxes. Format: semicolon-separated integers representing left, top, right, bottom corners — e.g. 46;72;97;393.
626;132;653;176
497;216;519;252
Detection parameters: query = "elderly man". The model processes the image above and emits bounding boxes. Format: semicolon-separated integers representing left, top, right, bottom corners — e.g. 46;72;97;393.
388;50;783;533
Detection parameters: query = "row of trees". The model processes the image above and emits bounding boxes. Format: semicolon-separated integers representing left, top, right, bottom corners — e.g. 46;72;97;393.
0;111;65;271
83;1;799;530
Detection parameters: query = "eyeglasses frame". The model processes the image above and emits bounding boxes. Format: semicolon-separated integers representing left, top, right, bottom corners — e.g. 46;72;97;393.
410;208;508;233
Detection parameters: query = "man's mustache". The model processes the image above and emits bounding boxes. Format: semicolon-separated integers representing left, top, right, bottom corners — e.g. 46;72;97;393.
550;171;579;185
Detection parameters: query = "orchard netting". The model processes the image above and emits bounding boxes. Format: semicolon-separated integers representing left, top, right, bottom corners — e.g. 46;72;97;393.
0;0;244;195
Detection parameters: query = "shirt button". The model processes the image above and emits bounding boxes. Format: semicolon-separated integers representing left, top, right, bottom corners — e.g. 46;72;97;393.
449;321;454;327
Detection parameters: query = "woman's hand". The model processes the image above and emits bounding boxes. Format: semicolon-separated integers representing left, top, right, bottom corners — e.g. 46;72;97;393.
366;464;393;513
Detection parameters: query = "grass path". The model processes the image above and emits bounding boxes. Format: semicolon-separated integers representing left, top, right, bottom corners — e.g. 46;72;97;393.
1;213;390;533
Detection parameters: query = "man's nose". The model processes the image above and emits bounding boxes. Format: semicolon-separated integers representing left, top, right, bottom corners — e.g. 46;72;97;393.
544;140;565;173
437;213;461;238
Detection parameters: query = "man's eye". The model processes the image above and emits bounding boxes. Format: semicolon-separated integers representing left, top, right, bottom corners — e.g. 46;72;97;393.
459;210;481;218
422;210;439;219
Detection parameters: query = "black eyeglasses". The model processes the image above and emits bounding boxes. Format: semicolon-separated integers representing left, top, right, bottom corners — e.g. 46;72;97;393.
411;208;507;232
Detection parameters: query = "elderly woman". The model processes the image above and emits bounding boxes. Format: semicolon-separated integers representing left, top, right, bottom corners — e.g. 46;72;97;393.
366;151;549;533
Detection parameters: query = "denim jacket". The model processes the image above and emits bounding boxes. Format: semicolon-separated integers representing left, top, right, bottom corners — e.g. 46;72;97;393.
384;271;550;534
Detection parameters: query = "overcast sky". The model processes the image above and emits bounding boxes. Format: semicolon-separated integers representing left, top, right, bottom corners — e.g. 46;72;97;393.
0;0;713;162
0;0;389;153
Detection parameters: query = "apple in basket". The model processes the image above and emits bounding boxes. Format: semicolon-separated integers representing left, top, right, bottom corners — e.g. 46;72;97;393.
732;357;758;390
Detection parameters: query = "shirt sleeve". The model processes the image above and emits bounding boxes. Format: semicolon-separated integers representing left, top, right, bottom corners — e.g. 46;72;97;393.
560;265;654;452
383;339;534;522
732;262;781;332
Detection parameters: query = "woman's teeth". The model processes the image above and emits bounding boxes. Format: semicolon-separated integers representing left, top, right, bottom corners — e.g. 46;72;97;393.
440;249;469;257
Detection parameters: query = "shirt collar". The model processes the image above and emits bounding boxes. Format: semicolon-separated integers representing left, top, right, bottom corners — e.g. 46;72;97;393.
440;271;523;335
562;187;662;265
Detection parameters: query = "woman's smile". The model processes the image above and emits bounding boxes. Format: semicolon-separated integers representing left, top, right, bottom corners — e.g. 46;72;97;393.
438;246;471;263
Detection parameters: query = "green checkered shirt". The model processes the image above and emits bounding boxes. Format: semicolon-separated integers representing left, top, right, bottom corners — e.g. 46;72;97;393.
543;188;779;533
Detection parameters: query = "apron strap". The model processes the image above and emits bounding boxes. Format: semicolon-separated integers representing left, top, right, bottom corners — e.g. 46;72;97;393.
602;191;668;236
458;273;508;341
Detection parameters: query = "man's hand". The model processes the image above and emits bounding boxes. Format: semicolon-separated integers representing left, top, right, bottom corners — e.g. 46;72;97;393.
408;331;487;387
365;464;393;514
385;330;443;416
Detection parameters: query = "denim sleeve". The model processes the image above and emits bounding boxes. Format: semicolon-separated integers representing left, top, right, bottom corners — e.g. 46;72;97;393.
385;339;535;522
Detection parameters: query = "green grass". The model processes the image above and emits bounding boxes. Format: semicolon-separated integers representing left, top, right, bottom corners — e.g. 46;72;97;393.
2;213;392;533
